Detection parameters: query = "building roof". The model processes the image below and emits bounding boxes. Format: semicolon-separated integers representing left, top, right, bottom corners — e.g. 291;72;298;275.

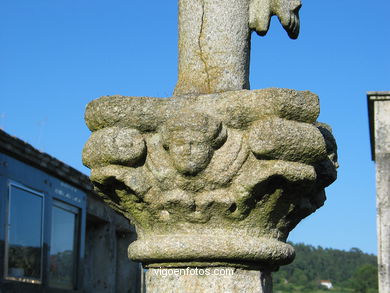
0;129;93;193
367;91;390;161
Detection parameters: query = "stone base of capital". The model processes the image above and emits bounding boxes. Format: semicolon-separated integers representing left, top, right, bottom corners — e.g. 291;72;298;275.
146;267;272;293
129;231;295;270
129;234;294;270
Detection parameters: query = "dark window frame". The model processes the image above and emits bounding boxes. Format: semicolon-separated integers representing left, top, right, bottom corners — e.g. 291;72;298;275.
0;153;87;293
4;182;45;284
48;199;81;290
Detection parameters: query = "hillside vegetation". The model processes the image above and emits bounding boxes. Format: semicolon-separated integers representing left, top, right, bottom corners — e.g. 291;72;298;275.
273;243;378;293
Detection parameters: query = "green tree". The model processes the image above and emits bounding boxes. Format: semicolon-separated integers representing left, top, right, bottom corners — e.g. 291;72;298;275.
273;242;378;292
350;264;378;293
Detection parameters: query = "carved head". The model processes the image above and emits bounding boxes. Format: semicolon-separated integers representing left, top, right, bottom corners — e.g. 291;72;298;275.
162;112;227;175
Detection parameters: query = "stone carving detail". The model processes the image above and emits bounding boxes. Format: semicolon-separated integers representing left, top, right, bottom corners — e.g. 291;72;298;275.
160;111;227;176
249;0;302;38
83;88;338;270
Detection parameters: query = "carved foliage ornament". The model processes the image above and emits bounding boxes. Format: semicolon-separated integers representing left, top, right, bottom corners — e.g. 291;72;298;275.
83;88;338;269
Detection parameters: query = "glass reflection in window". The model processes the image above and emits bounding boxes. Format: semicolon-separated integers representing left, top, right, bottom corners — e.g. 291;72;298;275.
48;200;78;289
5;184;44;283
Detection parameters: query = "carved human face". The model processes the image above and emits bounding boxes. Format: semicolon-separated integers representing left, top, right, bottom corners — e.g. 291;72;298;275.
162;111;226;176
166;135;213;176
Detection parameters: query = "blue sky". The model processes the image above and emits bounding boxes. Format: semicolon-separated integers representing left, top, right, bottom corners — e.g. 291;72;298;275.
1;0;389;255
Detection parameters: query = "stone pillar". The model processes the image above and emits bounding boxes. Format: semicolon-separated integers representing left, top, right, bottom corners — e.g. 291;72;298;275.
174;0;251;96
174;0;302;96
368;92;390;293
82;1;337;292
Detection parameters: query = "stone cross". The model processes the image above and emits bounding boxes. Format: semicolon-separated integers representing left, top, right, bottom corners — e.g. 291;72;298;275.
82;1;338;292
174;0;302;96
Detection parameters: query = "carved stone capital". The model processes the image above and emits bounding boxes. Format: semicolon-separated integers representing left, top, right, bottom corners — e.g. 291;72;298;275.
83;88;337;270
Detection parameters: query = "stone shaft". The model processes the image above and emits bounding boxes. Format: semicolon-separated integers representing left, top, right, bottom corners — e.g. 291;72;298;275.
377;156;390;293
368;92;390;293
174;0;251;96
145;267;272;293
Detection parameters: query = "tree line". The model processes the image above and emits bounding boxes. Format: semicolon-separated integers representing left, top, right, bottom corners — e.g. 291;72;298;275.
273;242;378;293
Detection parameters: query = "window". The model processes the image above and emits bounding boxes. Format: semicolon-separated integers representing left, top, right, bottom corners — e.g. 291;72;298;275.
0;154;87;292
5;184;44;284
48;200;79;290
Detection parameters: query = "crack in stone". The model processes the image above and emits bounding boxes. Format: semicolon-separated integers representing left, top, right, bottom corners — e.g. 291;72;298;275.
198;0;211;93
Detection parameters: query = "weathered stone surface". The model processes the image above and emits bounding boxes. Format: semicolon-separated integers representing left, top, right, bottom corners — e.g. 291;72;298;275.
83;127;146;168
368;92;390;293
83;88;338;270
146;267;272;293
249;0;302;38
174;0;302;96
249;117;327;164
85;88;319;132
174;0;251;96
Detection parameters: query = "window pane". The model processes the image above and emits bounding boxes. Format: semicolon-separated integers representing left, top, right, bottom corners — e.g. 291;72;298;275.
48;202;78;289
6;185;43;283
